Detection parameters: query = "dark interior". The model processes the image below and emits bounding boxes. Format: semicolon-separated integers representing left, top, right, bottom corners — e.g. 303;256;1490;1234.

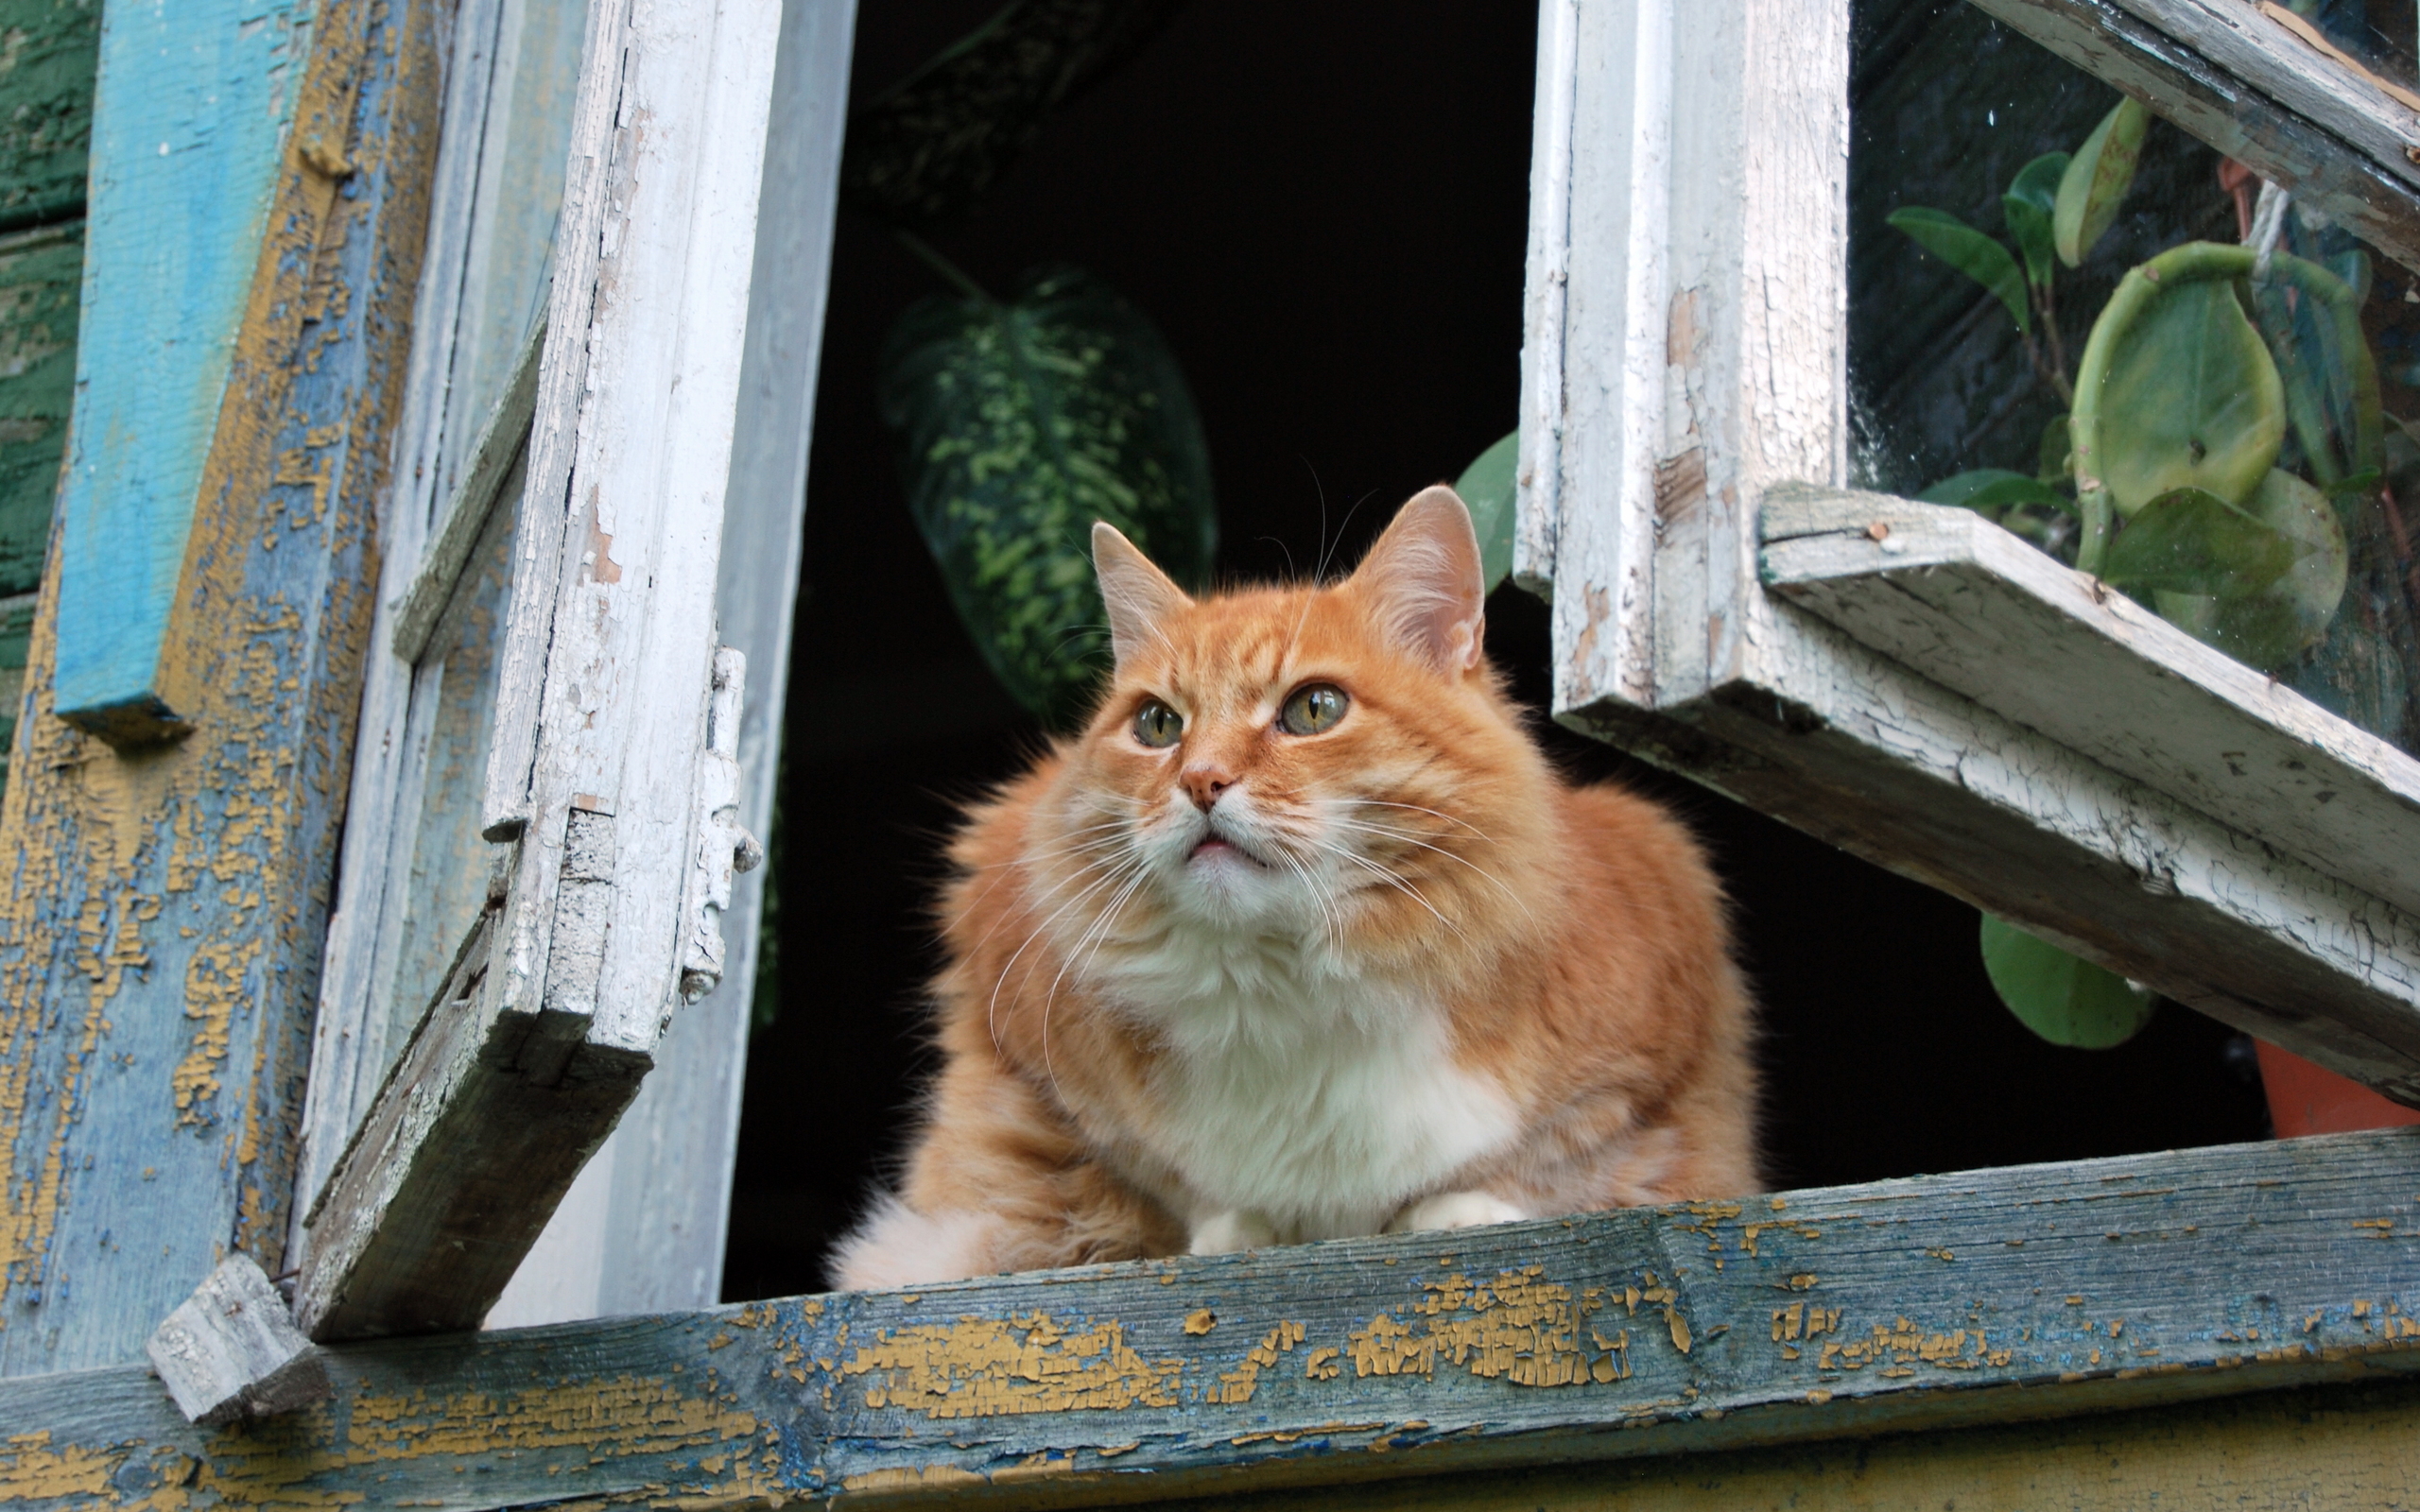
719;0;2271;1305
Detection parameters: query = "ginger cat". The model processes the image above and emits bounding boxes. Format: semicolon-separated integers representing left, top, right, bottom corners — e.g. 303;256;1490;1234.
832;488;1757;1288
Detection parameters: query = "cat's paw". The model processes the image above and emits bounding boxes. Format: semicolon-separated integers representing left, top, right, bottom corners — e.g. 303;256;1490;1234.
1386;1192;1529;1234
1189;1210;1279;1254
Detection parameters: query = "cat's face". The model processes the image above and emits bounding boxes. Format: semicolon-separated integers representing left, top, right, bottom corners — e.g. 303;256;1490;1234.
1043;490;1542;954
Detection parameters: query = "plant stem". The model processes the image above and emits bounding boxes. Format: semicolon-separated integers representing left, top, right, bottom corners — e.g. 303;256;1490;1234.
893;229;994;302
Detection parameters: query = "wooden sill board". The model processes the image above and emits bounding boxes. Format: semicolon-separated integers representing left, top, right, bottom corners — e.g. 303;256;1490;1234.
1760;485;2420;922
6;1128;2419;1509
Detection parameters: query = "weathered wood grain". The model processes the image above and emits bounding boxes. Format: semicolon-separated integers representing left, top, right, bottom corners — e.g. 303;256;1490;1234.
144;1254;325;1426
492;0;858;1328
293;0;594;1242
293;879;651;1342
1761;487;2420;921
8;1129;2420;1507
47;0;313;742
0;0;445;1376
1512;0;1577;599
1967;0;2420;273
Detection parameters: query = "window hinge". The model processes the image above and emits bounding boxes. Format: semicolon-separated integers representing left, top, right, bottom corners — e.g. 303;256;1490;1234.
680;645;763;1004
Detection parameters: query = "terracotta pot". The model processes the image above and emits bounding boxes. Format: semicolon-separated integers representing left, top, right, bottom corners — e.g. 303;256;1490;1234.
2255;1040;2420;1137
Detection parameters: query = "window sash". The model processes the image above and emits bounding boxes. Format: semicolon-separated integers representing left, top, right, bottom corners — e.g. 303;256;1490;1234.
1516;0;2420;1103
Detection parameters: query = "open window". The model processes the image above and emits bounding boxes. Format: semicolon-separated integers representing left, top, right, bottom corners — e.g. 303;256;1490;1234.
287;0;844;1338
1519;0;2420;1102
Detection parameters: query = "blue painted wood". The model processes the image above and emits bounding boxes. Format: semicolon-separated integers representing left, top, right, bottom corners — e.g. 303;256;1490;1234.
0;0;443;1375
2;1129;2417;1504
46;0;307;744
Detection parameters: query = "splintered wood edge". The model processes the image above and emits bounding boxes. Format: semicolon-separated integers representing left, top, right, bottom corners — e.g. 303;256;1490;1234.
13;1129;2420;1509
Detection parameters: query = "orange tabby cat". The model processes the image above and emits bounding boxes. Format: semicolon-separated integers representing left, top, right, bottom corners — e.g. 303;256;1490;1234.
832;487;1758;1288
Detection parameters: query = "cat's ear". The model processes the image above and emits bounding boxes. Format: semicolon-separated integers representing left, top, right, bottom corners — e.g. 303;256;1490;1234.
1351;486;1487;673
1093;521;1193;670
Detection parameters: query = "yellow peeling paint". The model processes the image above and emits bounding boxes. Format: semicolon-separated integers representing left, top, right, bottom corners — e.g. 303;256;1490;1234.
1214;1321;1305;1404
0;0;442;1325
1350;1268;1628;1387
839;1312;1184;1420
0;1430;118;1501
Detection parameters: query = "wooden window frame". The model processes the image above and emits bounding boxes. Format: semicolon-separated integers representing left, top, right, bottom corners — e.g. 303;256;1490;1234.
1517;0;2420;1103
285;0;849;1340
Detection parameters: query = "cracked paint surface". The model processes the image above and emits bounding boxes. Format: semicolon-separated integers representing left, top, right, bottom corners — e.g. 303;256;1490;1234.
0;0;441;1374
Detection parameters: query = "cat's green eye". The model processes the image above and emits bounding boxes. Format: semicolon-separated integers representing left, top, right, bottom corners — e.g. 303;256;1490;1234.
1278;683;1349;735
1132;699;1184;747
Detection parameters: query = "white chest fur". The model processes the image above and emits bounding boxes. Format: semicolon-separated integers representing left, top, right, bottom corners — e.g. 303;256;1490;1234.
1093;936;1517;1243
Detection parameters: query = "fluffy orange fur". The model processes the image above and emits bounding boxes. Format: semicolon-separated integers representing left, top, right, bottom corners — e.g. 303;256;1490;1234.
832;488;1758;1288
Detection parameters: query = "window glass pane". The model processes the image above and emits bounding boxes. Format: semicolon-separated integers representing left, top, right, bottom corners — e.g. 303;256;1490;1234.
1850;0;2420;757
368;0;583;1068
384;467;522;1051
432;0;584;517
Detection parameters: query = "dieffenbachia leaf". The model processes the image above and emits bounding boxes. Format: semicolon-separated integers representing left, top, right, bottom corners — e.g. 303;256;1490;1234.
2003;151;2068;290
880;266;1218;728
2053;96;2151;267
1453;429;1518;593
1979;915;2157;1050
2100;484;2302;596
2151;469;2349;671
2094;275;2284;515
1887;207;2029;333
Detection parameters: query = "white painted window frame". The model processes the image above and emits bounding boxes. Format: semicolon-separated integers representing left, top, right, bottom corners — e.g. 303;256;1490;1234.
292;0;854;1330
1518;0;2420;1104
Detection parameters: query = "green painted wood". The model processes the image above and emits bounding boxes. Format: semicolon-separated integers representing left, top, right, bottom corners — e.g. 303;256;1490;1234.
3;1129;2418;1506
0;222;78;600
47;0;309;743
0;0;98;234
0;0;445;1376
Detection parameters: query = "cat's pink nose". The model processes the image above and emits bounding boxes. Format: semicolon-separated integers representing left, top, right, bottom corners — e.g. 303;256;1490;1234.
1182;765;1236;812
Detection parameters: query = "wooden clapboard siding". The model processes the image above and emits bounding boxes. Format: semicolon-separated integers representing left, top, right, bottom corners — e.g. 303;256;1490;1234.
0;225;79;600
0;0;98;236
0;0;443;1375
5;1129;2419;1506
44;0;314;743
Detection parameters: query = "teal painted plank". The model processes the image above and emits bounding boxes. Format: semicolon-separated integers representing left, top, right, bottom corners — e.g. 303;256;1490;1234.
3;1129;2418;1505
0;0;99;233
0;0;441;1376
47;0;306;742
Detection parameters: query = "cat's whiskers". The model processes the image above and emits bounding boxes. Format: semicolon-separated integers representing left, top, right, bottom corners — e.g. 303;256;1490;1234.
1322;815;1538;925
1039;854;1160;1101
986;851;1150;1051
955;829;1132;959
1316;839;1463;938
1339;797;1495;841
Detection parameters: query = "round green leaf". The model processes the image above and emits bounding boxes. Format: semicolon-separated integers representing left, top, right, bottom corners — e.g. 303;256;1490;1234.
2094;275;2284;516
2153;468;2348;672
2053;96;2150;267
1453;429;1519;593
2003;150;2069;290
1887;207;2029;333
879;267;1218;728
2100;484;2302;597
1979;915;2157;1050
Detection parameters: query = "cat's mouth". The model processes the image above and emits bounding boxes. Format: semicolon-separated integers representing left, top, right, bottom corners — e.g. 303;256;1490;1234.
1188;834;1268;868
